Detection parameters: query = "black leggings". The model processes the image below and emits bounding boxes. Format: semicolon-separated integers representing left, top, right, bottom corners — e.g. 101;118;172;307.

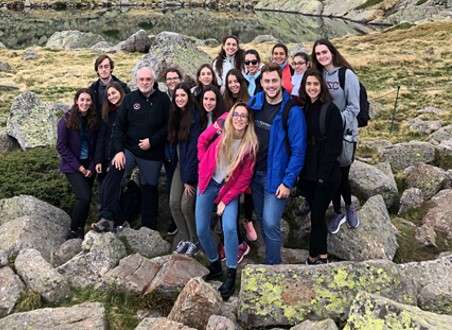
303;180;339;257
66;167;94;231
332;165;352;213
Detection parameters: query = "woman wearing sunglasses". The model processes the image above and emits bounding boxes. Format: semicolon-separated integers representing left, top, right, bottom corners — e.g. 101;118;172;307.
243;49;263;97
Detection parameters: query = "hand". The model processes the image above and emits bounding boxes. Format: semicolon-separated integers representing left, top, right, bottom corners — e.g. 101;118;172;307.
184;184;196;197
84;170;92;178
112;152;126;170
95;163;102;174
78;165;87;176
275;183;290;199
138;138;150;150
216;201;226;216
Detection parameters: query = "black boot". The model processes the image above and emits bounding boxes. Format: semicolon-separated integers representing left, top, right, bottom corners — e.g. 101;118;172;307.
219;268;236;301
203;259;223;281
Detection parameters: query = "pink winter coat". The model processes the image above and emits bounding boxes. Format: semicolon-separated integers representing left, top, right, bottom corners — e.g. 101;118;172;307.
197;113;256;205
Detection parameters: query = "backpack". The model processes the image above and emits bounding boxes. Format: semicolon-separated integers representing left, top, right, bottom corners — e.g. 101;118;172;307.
338;67;370;127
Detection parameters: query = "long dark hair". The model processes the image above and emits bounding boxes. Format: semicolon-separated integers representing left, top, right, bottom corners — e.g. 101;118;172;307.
298;69;331;106
66;88;98;130
311;39;353;71
200;85;226;129
223;69;249;112
213;35;245;79
168;82;197;143
196;63;219;88
101;82;125;121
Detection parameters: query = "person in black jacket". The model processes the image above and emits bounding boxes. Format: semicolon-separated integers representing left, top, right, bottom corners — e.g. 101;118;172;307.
166;82;202;256
89;54;130;115
297;69;343;265
94;66;170;231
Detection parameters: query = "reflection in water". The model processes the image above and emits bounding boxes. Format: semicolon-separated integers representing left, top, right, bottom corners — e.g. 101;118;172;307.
0;8;379;49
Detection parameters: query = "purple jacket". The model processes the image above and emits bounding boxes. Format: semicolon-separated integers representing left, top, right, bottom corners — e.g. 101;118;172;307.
56;114;97;173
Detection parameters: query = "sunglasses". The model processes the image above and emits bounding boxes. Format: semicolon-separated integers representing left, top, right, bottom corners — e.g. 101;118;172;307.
245;60;258;65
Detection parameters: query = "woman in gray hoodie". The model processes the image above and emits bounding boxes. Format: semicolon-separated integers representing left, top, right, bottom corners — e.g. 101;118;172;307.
311;39;361;234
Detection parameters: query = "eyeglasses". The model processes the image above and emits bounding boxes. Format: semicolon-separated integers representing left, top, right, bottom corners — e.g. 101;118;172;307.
293;61;306;65
232;112;248;119
98;65;111;70
166;77;180;81
245;60;258;65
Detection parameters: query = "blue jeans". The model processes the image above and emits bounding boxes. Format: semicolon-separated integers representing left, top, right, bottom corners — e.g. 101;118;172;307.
196;180;239;269
252;171;287;264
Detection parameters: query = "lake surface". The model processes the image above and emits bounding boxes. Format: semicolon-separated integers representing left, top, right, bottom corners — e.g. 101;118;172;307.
0;8;379;49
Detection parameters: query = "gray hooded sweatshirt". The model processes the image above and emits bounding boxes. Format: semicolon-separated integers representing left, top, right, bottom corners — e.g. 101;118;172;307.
323;67;360;142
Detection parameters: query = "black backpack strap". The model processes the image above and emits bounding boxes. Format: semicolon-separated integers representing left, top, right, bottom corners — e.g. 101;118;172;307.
338;67;346;91
319;102;330;138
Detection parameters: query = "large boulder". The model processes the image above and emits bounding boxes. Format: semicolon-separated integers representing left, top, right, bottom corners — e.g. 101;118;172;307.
57;231;127;289
135;31;211;82
135;317;196;330
291;319;338;330
421;189;452;240
349;160;399;208
0;128;19;153
0;302;107;329
206;315;237;330
0;195;70;227
168;277;223;329
0;216;68;261
117;227;171;258
343;291;452;330
398;188;424;216
115;29;151;53
238;260;416;328
104;253;161;294
328;195;398;261
403;163;449;199
6;92;60;150
0;266;25;318
45;30;105;49
14;248;70;303
380;141;435;172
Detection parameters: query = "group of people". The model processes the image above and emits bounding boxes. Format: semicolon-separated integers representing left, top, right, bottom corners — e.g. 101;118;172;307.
56;35;362;301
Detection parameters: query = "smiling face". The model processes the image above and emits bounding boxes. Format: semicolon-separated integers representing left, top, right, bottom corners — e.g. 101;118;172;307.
305;75;321;102
165;71;181;92
199;67;214;86
202;90;217;113
107;86;121;106
272;46;287;65
231;105;249;133
261;70;282;101
76;92;92;114
293;55;308;75
227;74;241;95
245;53;259;75
174;88;189;109
97;58;113;81
223;37;238;57
314;44;333;69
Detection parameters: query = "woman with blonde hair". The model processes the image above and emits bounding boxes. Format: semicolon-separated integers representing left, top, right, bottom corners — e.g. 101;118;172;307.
196;102;257;301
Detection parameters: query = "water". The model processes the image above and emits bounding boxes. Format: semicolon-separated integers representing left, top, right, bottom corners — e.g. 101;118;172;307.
0;7;379;49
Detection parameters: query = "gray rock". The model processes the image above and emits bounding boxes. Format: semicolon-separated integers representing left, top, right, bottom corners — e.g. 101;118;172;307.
291;319;338;330
135;317;196;330
0;62;12;72
359;138;392;155
90;41;114;52
398;188;424;216
22;48;39;60
328;195;398;261
14;248;70;303
168;277;222;329
408;117;442;135
0;194;70;228
344;291;452;330
421;189;452;239
57;231;127;289
0;266;25;317
46;30;105;49
428;124;452;145
0;250;7;266
6;92;60;150
0;128;19;153
0;302;107;329
220;296;239;324
53;238;82;266
415;224;437;247
417;106;447;115
0;41;5;48
404;163;448;199
380;141;436;171
116;29;151;53
203;38;220;47
104;253;161;294
349;160;398;208
281;248;309;264
0;216;68;262
435;138;452;170
251;34;282;44
206;315;237;330
117;227;171;258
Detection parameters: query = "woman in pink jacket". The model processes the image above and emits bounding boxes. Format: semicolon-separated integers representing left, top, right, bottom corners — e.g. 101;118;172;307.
196;102;257;301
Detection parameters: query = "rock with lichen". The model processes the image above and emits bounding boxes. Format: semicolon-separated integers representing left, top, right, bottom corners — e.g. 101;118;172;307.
380;141;435;172
403;163;448;199
343;291;452;330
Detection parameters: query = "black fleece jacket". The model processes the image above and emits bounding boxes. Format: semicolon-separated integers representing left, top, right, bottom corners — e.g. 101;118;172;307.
301;99;343;183
89;75;130;114
111;85;170;160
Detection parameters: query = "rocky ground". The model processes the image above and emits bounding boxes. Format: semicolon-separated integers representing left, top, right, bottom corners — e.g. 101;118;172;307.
0;19;451;330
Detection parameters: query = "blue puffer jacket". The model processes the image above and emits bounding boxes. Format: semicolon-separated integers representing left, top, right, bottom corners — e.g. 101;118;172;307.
165;105;202;185
248;91;307;193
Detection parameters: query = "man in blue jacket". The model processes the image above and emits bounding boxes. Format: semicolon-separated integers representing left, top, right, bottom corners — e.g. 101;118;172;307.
248;64;307;264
